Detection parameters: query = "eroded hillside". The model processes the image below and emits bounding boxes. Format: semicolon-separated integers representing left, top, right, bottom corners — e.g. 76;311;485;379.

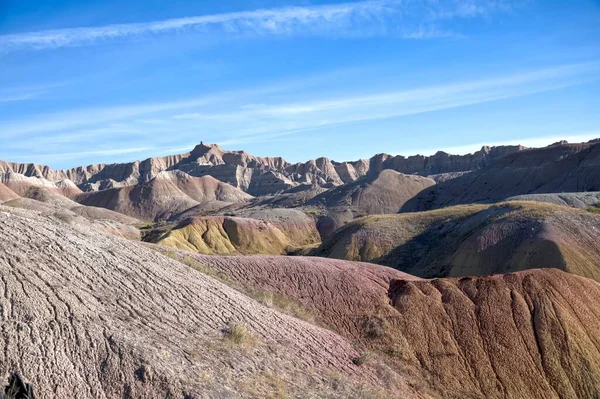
0;205;423;398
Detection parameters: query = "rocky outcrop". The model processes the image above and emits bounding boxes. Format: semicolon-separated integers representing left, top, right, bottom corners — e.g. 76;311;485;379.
0;142;528;199
315;201;600;282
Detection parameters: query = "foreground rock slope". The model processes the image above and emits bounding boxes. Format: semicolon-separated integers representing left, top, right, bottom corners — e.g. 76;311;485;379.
0;206;422;398
161;251;600;399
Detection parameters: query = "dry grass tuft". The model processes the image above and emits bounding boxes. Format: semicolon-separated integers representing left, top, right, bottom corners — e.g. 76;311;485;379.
223;323;250;345
587;202;600;214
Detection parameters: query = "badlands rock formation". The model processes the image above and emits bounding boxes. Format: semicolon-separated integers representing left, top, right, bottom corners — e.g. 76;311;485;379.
0;206;422;398
0;141;526;198
315;201;600;281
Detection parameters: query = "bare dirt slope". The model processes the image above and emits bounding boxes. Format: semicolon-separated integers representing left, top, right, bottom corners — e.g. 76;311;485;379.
157;250;600;399
76;171;251;221
0;206;422;398
164;251;418;338
0;183;19;203
314;202;600;281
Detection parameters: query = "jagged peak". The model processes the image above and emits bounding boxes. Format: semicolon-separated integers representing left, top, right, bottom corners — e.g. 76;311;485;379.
190;142;223;158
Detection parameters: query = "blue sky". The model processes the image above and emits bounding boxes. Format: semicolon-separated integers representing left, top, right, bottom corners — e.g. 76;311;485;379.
0;0;599;169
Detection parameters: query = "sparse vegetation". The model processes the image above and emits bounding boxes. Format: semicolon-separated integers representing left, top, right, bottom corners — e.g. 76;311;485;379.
249;288;316;324
362;315;386;339
239;372;289;399
1;374;35;399
587;202;600;214
223;323;251;345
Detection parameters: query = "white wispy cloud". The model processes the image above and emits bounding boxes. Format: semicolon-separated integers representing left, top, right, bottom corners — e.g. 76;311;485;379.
0;0;511;51
171;61;600;126
2;60;597;166
0;81;69;103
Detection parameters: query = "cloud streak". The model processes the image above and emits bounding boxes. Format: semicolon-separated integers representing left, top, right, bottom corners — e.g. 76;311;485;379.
2;60;597;167
0;0;510;51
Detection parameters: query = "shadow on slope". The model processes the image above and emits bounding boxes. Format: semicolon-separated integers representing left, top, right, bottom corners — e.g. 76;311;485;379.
315;202;600;281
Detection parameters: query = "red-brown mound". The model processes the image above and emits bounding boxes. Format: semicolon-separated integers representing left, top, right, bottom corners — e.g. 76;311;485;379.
169;252;418;339
388;269;600;398
161;251;600;398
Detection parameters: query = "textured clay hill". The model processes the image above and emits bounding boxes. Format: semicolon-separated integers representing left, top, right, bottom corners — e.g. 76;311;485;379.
314;201;600;281
387;269;600;398
157;216;293;255
0;206;423;398
154;207;321;256
402;141;600;211
160;249;418;339
157;250;600;399
76;171;251;221
308;170;436;237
